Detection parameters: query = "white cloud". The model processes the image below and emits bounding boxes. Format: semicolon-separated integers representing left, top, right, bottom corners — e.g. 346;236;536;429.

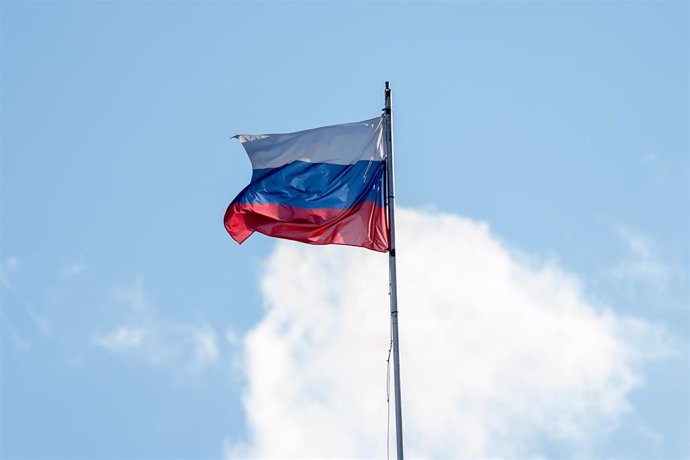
609;227;669;290
26;303;51;336
94;279;220;373
192;325;220;367
228;208;669;459
96;326;145;351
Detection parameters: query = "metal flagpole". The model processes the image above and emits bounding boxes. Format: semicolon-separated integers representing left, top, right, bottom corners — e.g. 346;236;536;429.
384;81;404;460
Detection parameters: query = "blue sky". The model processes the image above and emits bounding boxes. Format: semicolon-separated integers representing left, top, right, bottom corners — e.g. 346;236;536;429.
1;1;688;459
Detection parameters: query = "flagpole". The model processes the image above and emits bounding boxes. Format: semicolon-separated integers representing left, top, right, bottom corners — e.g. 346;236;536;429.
384;81;404;460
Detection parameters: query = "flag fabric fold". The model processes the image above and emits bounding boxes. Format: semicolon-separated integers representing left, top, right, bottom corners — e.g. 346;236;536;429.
224;117;389;252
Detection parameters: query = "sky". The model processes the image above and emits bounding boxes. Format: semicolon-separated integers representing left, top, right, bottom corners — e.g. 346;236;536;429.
1;1;688;459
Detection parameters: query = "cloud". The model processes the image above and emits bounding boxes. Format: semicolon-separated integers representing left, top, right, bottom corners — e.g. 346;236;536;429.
26;303;51;336
608;227;669;290
228;208;669;459
61;262;87;277
94;279;220;373
0;308;31;353
0;257;51;350
96;326;145;351
192;326;220;367
0;256;20;288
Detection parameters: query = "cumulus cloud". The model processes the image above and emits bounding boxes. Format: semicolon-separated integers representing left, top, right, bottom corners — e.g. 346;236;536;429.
228;208;669;459
94;279;220;373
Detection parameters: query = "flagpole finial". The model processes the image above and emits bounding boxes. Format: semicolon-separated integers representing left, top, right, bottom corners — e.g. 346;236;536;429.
384;82;392;114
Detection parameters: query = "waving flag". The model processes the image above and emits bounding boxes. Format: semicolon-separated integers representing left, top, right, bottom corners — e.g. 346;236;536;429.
224;117;389;252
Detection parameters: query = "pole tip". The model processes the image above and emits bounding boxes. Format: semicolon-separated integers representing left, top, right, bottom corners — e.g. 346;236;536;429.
385;81;390;90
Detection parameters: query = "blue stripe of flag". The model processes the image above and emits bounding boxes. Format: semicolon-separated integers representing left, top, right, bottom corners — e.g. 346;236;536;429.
234;160;385;209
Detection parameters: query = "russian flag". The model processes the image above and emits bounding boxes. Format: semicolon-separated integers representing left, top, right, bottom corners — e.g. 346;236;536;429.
224;117;389;252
